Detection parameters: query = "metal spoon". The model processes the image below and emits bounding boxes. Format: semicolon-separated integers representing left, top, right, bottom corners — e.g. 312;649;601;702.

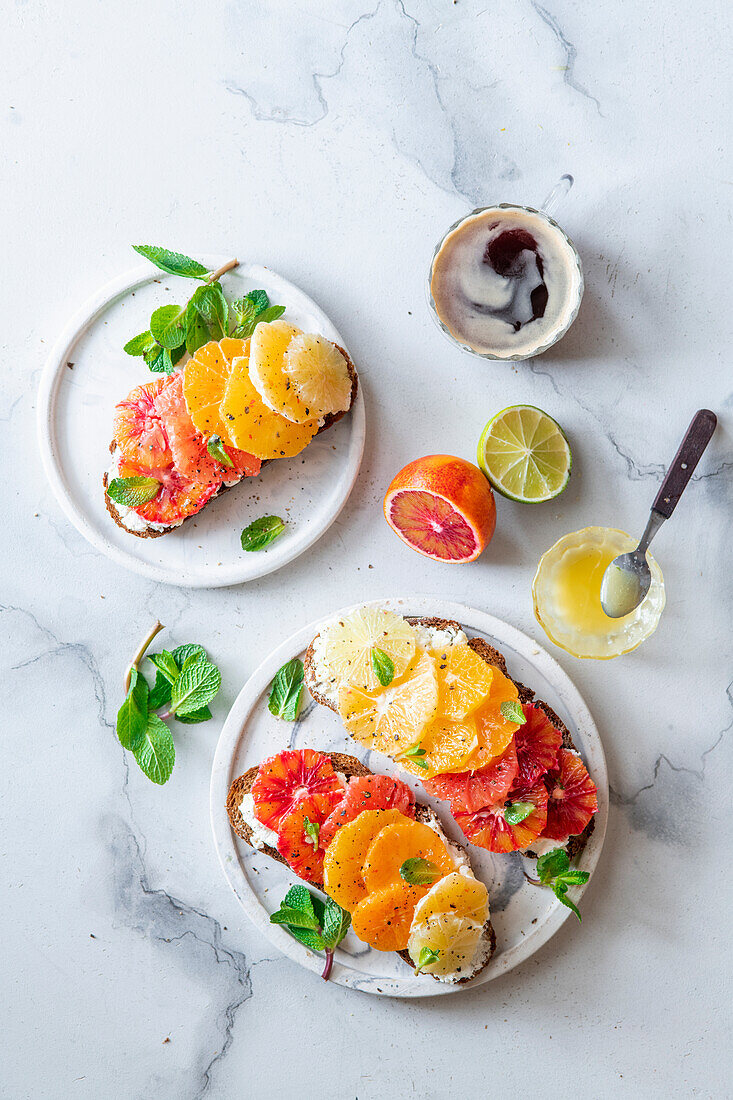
600;409;717;618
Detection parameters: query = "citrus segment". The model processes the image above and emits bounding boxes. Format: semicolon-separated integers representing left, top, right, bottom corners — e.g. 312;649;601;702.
318;607;416;694
473;665;521;757
276;797;326;883
361;819;455;895
113;378;172;468
514;703;563;787
338;653;438;757
407;913;485;977
282;333;352;421
351;884;422;951
399;716;479;778
319;775;415;849
116;458;217;526
412;872;489;926
250;749;344;833
424;739;519;814
542;749;598;840
455;780;548;853
322;808;406;911
477;405;571;503
220;355;319;459
248;319;306;420
183;339;239;442
436;644;496;720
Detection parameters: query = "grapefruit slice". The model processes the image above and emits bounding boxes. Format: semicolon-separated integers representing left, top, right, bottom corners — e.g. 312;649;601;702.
113;378;172;469
323;808;406;911
436;643;496;720
318;607;417;694
423;739;518;814
250;749;344;833
542;749;598;840
454;780;548;853
276;797;326;883
351;883;422;952
219;354;319;459
362;819;455;894
319;775;415;849
514;703;563;787
282;333;353;422
383;455;496;563
116;459;217;526
338;652;438;757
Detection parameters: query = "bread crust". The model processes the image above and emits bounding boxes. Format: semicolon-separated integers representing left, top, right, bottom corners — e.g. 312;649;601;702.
226;750;497;985
104;346;358;538
302;614;595;861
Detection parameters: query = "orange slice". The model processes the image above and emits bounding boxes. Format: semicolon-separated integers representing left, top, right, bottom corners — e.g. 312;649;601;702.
338;653;438;758
351;884;423;952
435;643;496;720
362;819;455;895
400;715;480;778
322;808;406;912
183;339;245;443
219;353;319;459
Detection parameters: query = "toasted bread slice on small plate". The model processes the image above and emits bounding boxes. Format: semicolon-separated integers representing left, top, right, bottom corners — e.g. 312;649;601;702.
37;257;365;587
210;597;608;997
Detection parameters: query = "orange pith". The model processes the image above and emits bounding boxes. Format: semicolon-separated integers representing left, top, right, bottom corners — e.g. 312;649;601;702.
361;819;455;894
322;808;406;912
351;884;423;952
219;354;319;459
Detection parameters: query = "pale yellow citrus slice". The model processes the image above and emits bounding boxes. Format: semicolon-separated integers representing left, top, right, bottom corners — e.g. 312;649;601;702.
338;652;438;757
318;607;416;694
282;333;352;422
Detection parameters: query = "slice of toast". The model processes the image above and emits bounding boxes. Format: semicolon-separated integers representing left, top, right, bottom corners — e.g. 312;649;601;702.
303;615;595;860
226;750;496;985
104;345;358;539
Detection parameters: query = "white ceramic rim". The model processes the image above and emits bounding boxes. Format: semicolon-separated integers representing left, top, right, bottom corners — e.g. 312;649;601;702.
426;203;584;361
36;257;366;588
210;597;608;998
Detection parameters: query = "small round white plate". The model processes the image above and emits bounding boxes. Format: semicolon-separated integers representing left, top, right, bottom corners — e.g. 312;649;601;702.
37;257;365;588
210;598;608;998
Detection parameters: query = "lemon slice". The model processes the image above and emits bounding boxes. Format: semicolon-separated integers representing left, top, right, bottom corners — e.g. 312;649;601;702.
282;333;352;421
319;607;416;693
407;912;486;977
477;405;571;502
338;652;438;756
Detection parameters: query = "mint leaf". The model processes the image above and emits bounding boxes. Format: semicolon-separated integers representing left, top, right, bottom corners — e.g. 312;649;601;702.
399;857;441;886
175;705;212;724
117;668;149;750
207;435;234;468
148;670;172;711
172;643;206;668
303;816;320;848
401;743;428;770
150;303;187;350
415;945;440;973
270;906;321;934
504;801;534;825
286;926;326;951
123;330;155;356
170;344;186;367
282;884;317;917
536;848;570;884
500;700;526;725
559;870;590;886
144;344;175;374
148;650;179;684
107;476;160;508
133;713;175;784
133;245;209;280
230;290;284;338
268;658;304;720
371;647;394;687
185;301;211;355
189;283;228;339
170;656;221;716
321;898;351;950
553;879;582;921
241;515;286;552
256;304;286;325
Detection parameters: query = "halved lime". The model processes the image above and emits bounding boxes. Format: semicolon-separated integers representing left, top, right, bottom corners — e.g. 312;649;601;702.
477;405;571;502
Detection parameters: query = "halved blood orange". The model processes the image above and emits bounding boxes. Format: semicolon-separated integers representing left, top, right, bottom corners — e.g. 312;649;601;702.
351;883;423;952
116;459;217;526
361;819;455;895
454;781;548;853
276;797;326;883
322;808;406;911
113;378;172;469
250;749;344;833
423;739;519;814
383;456;496;563
542;749;597;840
319;775;415;850
514;703;563;787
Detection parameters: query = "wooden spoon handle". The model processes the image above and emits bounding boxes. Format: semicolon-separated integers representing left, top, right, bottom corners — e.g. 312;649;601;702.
652;409;717;519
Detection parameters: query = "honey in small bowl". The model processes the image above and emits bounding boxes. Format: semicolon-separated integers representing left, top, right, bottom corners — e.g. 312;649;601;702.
532;527;665;659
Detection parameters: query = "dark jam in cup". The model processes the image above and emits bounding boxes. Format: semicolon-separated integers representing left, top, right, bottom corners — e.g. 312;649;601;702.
483;227;549;329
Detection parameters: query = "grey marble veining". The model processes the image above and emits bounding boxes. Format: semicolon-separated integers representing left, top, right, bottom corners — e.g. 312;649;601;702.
2;0;732;1097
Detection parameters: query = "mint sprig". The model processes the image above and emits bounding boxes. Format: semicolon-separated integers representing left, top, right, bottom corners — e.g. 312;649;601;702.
500;700;527;725
536;847;590;921
206;435;234;468
401;743;428;770
124;245;284;370
269;885;351;981
415;945;440;974
115;622;221;784
241;515;286;552
107;476;160;508
268;658;304;720
399;857;441;886
371;647;395;687
504;800;534;825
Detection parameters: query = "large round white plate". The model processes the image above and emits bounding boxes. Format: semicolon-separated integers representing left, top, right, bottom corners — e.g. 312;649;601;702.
37;256;365;588
210;598;608;998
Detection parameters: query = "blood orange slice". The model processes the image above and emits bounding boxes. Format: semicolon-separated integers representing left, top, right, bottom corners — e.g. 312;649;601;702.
116;459;217;526
423;739;518;814
514;703;563;787
250;750;344;834
276;797;326;883
155;372;260;486
542;749;598;840
454;780;548;853
383;455;496;563
113;378;172;469
320;775;415;849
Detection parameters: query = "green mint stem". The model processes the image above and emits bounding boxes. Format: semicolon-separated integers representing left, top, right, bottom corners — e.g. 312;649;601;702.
522;868;541;886
321;947;334;981
124;619;164;692
205;258;239;284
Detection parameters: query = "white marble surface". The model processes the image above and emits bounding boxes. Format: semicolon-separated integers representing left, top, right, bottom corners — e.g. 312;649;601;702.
3;1;731;1097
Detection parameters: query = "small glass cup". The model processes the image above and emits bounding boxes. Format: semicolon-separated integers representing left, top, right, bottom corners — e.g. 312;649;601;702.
427;175;584;361
532;527;666;660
